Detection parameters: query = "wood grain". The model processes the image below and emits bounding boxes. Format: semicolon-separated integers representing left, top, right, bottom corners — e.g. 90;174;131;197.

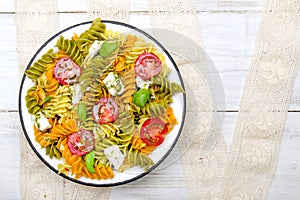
1;0;300;199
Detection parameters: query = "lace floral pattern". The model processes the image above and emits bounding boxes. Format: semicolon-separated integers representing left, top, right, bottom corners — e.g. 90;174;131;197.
148;1;228;199
268;12;298;48
219;1;300;199
257;55;289;92
87;0;130;22
16;0;58;77
148;0;203;46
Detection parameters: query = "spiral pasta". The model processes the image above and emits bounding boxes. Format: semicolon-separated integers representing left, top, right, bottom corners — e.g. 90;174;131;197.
118;34;138;57
45;117;77;141
25;49;58;81
25;85;41;114
94;138;116;167
24;18;184;181
43;85;73;119
44;63;59;95
56;36;84;66
125;147;154;171
46;142;62;159
33;125;52;147
76;18;107;56
119;67;136;103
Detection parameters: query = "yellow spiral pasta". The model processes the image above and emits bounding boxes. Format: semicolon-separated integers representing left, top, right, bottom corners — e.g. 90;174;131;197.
43;85;73;119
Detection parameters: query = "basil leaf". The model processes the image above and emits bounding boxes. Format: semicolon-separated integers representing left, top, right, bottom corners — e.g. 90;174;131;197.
100;41;118;58
77;103;87;121
133;88;149;107
85;151;96;173
42;96;52;104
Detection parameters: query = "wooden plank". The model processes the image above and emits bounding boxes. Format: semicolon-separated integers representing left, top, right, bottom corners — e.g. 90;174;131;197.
0;0;263;13
0;112;22;200
268;112;300;199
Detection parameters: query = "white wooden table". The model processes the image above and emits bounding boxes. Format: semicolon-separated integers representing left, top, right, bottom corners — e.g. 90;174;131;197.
1;1;300;199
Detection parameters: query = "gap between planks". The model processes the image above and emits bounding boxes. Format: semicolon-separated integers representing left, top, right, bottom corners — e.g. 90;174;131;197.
0;10;261;15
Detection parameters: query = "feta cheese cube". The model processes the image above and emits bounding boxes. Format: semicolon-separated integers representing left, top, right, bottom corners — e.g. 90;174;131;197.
89;40;102;58
33;112;51;131
104;145;125;169
136;75;152;89
103;72;124;96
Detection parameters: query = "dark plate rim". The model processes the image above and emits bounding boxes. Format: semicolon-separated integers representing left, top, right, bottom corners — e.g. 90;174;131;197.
18;20;186;187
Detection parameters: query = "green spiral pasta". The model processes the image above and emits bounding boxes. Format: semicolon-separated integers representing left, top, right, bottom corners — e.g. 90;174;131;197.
25;49;58;81
79;59;106;92
125;147;154;171
76;18;107;55
94;138;117;167
152;74;184;95
25;85;41;114
113;105;135;149
46;142;62;159
79;111;96;131
95;123;120;138
55;36;84;66
130;101;166;120
80;53;116;93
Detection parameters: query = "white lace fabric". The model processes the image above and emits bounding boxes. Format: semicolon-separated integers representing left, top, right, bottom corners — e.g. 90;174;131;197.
16;0;129;199
87;0;129;22
219;1;300;199
148;1;228;199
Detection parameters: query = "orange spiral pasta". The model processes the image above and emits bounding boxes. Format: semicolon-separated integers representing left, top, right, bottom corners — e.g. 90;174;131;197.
114;56;128;74
164;107;178;132
119;68;136;104
45;117;78;141
130;132;156;154
60;138;86;178
45;63;59;95
60;138;114;180
34;126;52;147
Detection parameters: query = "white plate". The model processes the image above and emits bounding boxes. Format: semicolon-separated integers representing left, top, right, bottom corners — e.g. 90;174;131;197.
18;20;186;186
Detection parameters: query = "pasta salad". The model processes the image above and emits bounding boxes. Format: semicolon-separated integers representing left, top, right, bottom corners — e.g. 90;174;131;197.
24;18;184;181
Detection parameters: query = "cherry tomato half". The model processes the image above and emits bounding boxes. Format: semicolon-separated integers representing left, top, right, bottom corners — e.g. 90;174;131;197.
67;129;94;156
92;98;119;124
134;52;162;80
54;57;82;85
140;118;168;146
